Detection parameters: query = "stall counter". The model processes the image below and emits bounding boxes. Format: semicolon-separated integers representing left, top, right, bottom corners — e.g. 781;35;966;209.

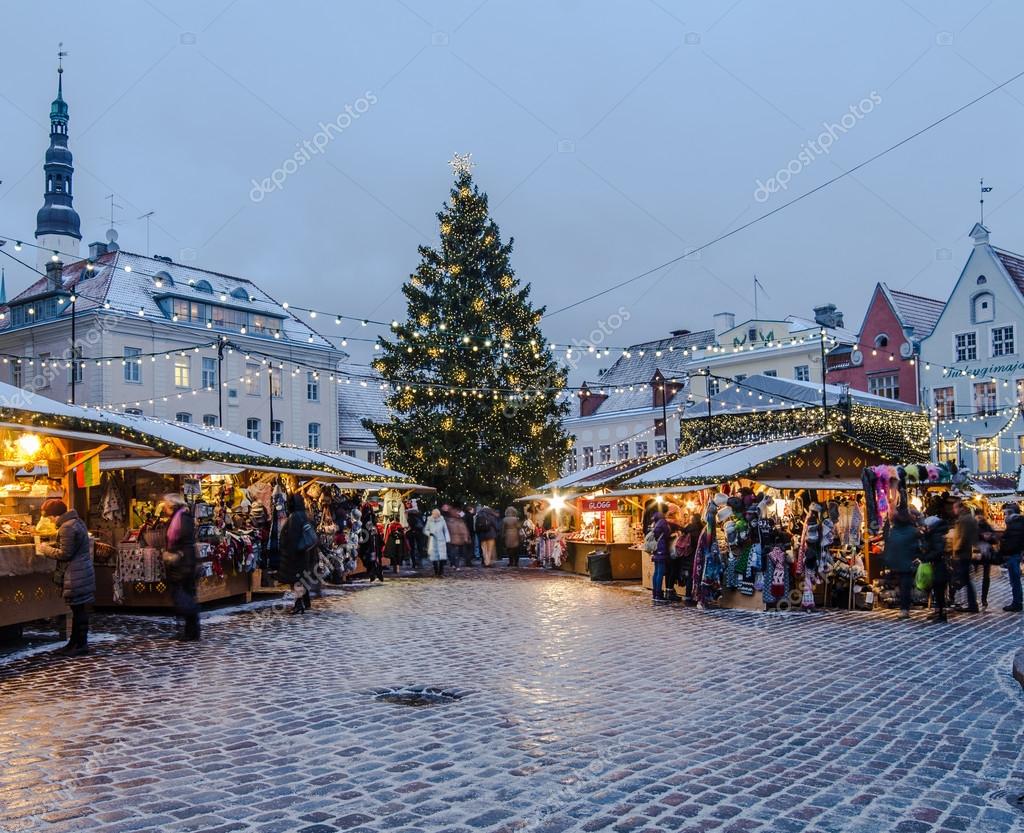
561;540;642;580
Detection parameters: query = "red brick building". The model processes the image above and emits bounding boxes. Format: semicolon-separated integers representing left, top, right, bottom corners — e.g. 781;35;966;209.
828;283;944;406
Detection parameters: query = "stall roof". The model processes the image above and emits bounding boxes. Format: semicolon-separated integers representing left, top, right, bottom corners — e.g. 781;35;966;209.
757;478;863;491
99;457;245;476
621;435;829;487
538;457;672;493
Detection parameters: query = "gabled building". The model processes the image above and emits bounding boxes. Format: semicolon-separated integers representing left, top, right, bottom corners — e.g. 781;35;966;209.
337;365;388;464
828;283;944;405
918;223;1024;473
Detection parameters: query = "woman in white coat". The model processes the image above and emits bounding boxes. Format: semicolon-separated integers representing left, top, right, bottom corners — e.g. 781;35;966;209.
425;508;451;576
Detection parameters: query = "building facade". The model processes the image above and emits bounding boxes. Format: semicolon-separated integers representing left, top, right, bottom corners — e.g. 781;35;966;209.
337;365;388;464
562;305;856;474
918;224;1024;473
0;69;344;449
828;283;944;406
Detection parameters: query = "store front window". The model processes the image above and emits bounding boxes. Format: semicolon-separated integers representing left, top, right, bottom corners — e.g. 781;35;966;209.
976;437;1000;473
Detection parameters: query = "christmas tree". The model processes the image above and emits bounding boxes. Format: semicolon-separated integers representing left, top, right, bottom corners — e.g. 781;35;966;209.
365;155;570;506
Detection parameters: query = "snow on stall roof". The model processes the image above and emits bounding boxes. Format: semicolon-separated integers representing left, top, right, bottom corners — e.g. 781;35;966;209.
621;435;829;487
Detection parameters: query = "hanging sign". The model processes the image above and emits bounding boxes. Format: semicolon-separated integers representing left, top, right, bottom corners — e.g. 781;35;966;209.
183;477;201;498
579;497;616;512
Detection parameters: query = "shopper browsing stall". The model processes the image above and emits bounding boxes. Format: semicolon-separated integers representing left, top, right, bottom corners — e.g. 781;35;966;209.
426;508;450;576
161;494;201;640
37;499;94;657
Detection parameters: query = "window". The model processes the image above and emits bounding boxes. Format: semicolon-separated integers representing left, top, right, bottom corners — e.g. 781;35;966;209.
11;362;21;388
977;275;987;285
973;381;997;416
976;437;1000;473
868;373;899;400
795;365;810;382
307;423;321;448
174;356;190;388
635;441;648;458
341;449;356;457
368;451;382;465
68;347;83;385
707;377;720;397
763;369;778;377
245;362;261;396
567;455;578;474
124;347;141;383
747;327;758;342
246;418;260;440
655;438;667;455
194;279;213;293
955;332;977;362
936;437;958;465
269;367;282;398
874;334;889;348
616;442;629;461
599;445;611;464
201;357;217;389
734;374;747;382
993;325;1015;357
582;446;594;468
271;420;283;444
972;292;994;324
203;414;218;427
933;386;955;420
175;412;191;423
36;353;51;389
306;371;319;402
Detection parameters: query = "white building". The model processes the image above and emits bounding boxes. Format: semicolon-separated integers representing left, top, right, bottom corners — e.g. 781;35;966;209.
562;306;856;473
919;223;1024;474
0;67;344;449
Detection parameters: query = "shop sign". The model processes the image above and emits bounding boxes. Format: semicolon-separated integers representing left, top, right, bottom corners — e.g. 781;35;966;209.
579;497;616;512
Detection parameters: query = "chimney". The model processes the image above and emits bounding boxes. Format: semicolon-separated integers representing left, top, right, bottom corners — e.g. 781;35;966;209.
813;304;844;329
669;328;691;337
713;312;736;336
578;382;608;418
45;258;63;292
88;241;108;259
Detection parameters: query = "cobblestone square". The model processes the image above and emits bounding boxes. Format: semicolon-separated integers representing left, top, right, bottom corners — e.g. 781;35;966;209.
1;570;1022;833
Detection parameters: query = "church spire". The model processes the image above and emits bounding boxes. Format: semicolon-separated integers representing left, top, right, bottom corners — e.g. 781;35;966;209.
35;45;81;270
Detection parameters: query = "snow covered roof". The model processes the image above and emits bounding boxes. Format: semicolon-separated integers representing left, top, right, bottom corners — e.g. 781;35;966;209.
621;435;829;487
337;366;389;445
1;249;339;350
695;373;918;416
594;329;715;387
538;456;670;493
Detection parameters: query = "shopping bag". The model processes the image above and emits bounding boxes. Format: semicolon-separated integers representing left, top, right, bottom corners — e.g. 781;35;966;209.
914;562;933;592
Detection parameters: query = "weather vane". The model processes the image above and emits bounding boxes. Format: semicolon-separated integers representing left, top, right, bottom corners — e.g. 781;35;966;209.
448;152;475;176
58;42;68;73
980;177;993;225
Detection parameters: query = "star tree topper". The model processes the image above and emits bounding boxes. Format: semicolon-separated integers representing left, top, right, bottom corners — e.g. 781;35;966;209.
448;152;476;176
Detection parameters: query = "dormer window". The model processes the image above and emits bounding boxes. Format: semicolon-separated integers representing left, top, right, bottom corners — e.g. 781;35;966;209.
874;334;889;348
153;270;173;289
972;291;994;324
230;287;249;301
194;279;213;294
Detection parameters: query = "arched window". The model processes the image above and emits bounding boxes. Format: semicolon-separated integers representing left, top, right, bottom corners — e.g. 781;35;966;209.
977;275;987;285
874;334;889;348
972;291;994;324
193;279;213;294
153;271;173;289
230;287;249;301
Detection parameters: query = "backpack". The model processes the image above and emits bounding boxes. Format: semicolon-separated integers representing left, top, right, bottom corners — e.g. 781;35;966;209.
672;530;693;560
475;512;493;534
299;521;318;552
643;530;658;554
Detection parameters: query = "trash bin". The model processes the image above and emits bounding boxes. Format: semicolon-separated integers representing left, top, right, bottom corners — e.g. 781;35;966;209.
587;550;612;582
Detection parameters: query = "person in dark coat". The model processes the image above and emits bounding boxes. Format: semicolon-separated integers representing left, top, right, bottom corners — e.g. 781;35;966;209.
476;505;500;566
921;512;950;623
1000;503;1024;612
882;509;921;619
951;500;979;613
38;499;94;656
279;493;316;613
406;503;425;570
502;506;523;567
650;511;672;603
161;494;200;640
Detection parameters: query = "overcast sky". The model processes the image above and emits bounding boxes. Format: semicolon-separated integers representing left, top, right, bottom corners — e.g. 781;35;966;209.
2;0;1024;381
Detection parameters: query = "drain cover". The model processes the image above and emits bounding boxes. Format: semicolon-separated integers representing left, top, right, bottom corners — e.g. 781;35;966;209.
371;685;467;707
